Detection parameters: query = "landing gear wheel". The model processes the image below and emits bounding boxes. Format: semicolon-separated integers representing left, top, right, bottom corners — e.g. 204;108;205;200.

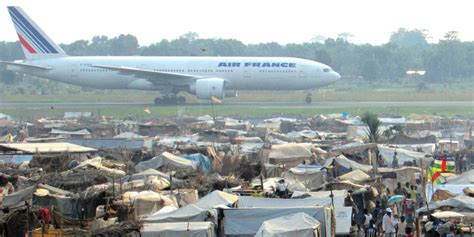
305;96;312;104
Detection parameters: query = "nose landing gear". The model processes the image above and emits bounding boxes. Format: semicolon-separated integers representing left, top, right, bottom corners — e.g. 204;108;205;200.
305;93;312;104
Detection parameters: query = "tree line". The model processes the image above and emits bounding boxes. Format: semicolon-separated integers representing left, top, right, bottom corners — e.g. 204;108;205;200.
0;28;473;84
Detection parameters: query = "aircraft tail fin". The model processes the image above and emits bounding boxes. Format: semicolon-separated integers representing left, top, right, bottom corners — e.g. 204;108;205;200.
7;6;67;60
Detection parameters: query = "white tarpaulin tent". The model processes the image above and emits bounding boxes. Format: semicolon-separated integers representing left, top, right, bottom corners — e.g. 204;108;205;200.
445;169;474;185
338;169;370;183
282;168;326;191
223;207;333;237
255;212;321;237
237;195;351;235
142;222;216;237
323;155;372;173
145;191;238;223
268;143;313;162
416;195;474;216
135;152;197;172
377;145;432;167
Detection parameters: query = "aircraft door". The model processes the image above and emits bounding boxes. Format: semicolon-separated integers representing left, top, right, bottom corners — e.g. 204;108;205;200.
71;63;79;78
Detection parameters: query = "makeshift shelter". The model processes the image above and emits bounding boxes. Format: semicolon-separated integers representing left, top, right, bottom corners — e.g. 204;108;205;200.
255;212;321;237
134;191;175;217
387;133;437;144
416;195;474;216
378;167;422;189
282;165;326;191
50;128;91;138
145;191;238;223
135;152;197;172
338;169;370;183
431;189;456;202
445;169;474;185
323;155;372;173
181;153;212;173
123;168;185;187
142;222;216;237
268;143;313;164
377;145;432;167
223;206;333;237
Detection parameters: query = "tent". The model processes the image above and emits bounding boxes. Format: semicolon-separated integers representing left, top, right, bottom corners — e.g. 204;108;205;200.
323;155;372;173
223;206;333;237
181;153;212;173
142;222;216;237
387;133;436;144
282;166;326;191
268;143;313;163
377;145;432;167
145;191;238;223
338;169;370;183
416;195;474;216
255;212;321;237
135;152;197;172
445;169;474;185
123;168;185;187
134;191;175;217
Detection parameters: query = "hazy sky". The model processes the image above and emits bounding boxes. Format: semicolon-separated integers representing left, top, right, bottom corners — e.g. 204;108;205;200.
0;0;471;46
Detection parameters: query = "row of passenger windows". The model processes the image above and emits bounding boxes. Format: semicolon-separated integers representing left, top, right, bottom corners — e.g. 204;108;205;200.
79;68;113;72
77;68;298;74
259;70;297;73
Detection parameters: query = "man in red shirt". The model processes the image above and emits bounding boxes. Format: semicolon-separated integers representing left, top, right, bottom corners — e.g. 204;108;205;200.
402;193;414;226
38;207;52;232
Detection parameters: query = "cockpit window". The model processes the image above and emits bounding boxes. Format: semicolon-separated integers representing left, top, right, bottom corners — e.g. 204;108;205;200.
323;68;331;72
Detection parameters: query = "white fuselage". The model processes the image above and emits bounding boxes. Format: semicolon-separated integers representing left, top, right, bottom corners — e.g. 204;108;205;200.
12;56;341;92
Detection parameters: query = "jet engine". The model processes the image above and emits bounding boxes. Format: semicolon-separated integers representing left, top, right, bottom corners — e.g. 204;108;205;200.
190;78;226;100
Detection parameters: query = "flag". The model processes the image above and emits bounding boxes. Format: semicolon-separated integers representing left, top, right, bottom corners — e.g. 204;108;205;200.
427;167;446;184
210;96;222;104
433;156;455;173
144;107;151;114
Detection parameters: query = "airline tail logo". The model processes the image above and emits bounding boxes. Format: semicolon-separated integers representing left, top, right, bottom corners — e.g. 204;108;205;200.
7;6;65;59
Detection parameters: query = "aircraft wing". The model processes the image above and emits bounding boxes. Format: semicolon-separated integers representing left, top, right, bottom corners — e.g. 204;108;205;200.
0;61;52;71
92;65;203;86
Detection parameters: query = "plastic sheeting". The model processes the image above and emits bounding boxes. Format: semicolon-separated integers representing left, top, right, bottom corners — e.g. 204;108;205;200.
323;155;372;173
377;145;432;167
338;169;370;183
255;212;321;237
224;207;333;237
238;196;327;208
416;195;474;216
268;143;313;161
181;154;211;173
135;152;197;172
3;185;35;208
445;169;474;185
282;168;326;191
143;222;216;237
145;191;237;223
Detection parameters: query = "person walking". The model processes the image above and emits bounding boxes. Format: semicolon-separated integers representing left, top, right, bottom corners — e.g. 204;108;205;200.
382;208;396;237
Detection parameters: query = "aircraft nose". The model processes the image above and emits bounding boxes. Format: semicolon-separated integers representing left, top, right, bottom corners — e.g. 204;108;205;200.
333;71;341;81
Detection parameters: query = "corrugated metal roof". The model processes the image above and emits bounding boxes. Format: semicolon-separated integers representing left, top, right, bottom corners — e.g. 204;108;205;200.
0;142;97;153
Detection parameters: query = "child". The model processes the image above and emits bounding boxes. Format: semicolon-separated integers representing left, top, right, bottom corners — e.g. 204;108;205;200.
406;227;413;237
398;216;407;237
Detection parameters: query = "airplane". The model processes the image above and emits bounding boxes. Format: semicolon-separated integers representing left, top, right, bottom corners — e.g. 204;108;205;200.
2;6;341;105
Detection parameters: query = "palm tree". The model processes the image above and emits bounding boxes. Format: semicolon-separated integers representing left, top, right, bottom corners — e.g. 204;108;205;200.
361;112;382;143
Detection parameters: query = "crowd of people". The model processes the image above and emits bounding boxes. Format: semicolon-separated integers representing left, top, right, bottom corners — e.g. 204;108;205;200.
358;181;424;237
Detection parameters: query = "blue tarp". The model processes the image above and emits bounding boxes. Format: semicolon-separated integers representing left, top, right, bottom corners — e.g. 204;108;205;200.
0;155;33;164
180;153;211;173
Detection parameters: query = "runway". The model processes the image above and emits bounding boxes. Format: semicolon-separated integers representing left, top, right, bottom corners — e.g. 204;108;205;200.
0;101;471;109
